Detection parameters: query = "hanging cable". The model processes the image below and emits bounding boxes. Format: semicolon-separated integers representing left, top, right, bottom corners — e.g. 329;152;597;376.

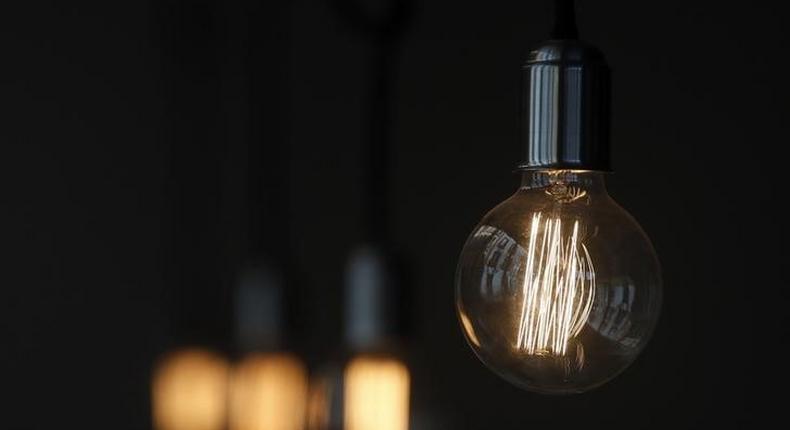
332;0;413;243
551;0;579;39
247;2;293;266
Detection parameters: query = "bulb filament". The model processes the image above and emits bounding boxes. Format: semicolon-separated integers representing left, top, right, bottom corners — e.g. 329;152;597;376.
516;213;596;356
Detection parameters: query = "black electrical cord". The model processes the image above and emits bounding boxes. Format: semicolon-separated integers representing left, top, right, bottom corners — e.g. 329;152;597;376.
332;0;413;244
552;0;579;39
246;2;293;267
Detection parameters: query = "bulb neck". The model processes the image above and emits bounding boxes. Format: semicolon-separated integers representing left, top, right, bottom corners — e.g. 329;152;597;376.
234;262;285;352
520;170;607;193
345;244;400;351
517;39;611;171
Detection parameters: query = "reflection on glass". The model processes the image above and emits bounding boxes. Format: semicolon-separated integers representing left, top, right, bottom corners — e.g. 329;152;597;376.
456;170;662;394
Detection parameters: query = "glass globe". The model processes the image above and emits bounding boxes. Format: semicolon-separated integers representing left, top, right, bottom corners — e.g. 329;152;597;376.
456;170;662;394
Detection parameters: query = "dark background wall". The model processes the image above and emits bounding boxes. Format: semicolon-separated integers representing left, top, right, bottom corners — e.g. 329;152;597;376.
2;0;788;428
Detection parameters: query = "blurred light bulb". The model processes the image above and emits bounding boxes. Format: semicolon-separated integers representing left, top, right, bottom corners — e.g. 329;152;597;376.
152;348;229;430
344;355;410;430
306;374;332;430
456;170;662;394
229;352;308;430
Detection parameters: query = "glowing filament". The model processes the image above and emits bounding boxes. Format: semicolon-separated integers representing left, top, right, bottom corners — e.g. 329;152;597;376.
516;213;596;356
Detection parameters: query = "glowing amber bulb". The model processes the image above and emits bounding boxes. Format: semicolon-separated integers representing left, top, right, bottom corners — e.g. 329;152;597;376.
152;349;229;430
229;353;308;430
343;355;410;430
305;375;332;430
456;171;662;393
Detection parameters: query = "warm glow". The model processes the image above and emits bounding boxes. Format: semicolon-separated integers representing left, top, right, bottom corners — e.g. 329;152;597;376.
458;311;480;347
229;353;308;430
516;212;596;356
344;356;410;430
306;376;331;430
152;349;230;430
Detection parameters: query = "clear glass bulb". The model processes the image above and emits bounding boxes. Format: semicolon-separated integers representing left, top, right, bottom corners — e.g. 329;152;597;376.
456;170;662;394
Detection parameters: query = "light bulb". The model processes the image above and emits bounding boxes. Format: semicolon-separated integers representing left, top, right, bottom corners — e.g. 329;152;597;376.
229;352;308;430
302;247;412;430
344;354;410;430
305;373;333;430
152;348;230;430
456;170;661;393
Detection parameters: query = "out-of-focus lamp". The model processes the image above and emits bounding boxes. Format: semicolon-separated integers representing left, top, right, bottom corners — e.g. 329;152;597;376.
229;263;309;430
344;354;410;430
229;352;308;430
342;246;410;430
151;349;229;430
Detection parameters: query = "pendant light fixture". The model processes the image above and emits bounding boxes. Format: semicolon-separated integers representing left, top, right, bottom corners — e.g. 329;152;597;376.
338;0;413;420
454;0;662;394
227;2;308;426
230;266;308;430
152;4;231;424
307;1;413;429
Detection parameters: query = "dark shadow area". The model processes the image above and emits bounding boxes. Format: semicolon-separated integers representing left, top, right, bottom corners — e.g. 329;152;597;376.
2;0;789;427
